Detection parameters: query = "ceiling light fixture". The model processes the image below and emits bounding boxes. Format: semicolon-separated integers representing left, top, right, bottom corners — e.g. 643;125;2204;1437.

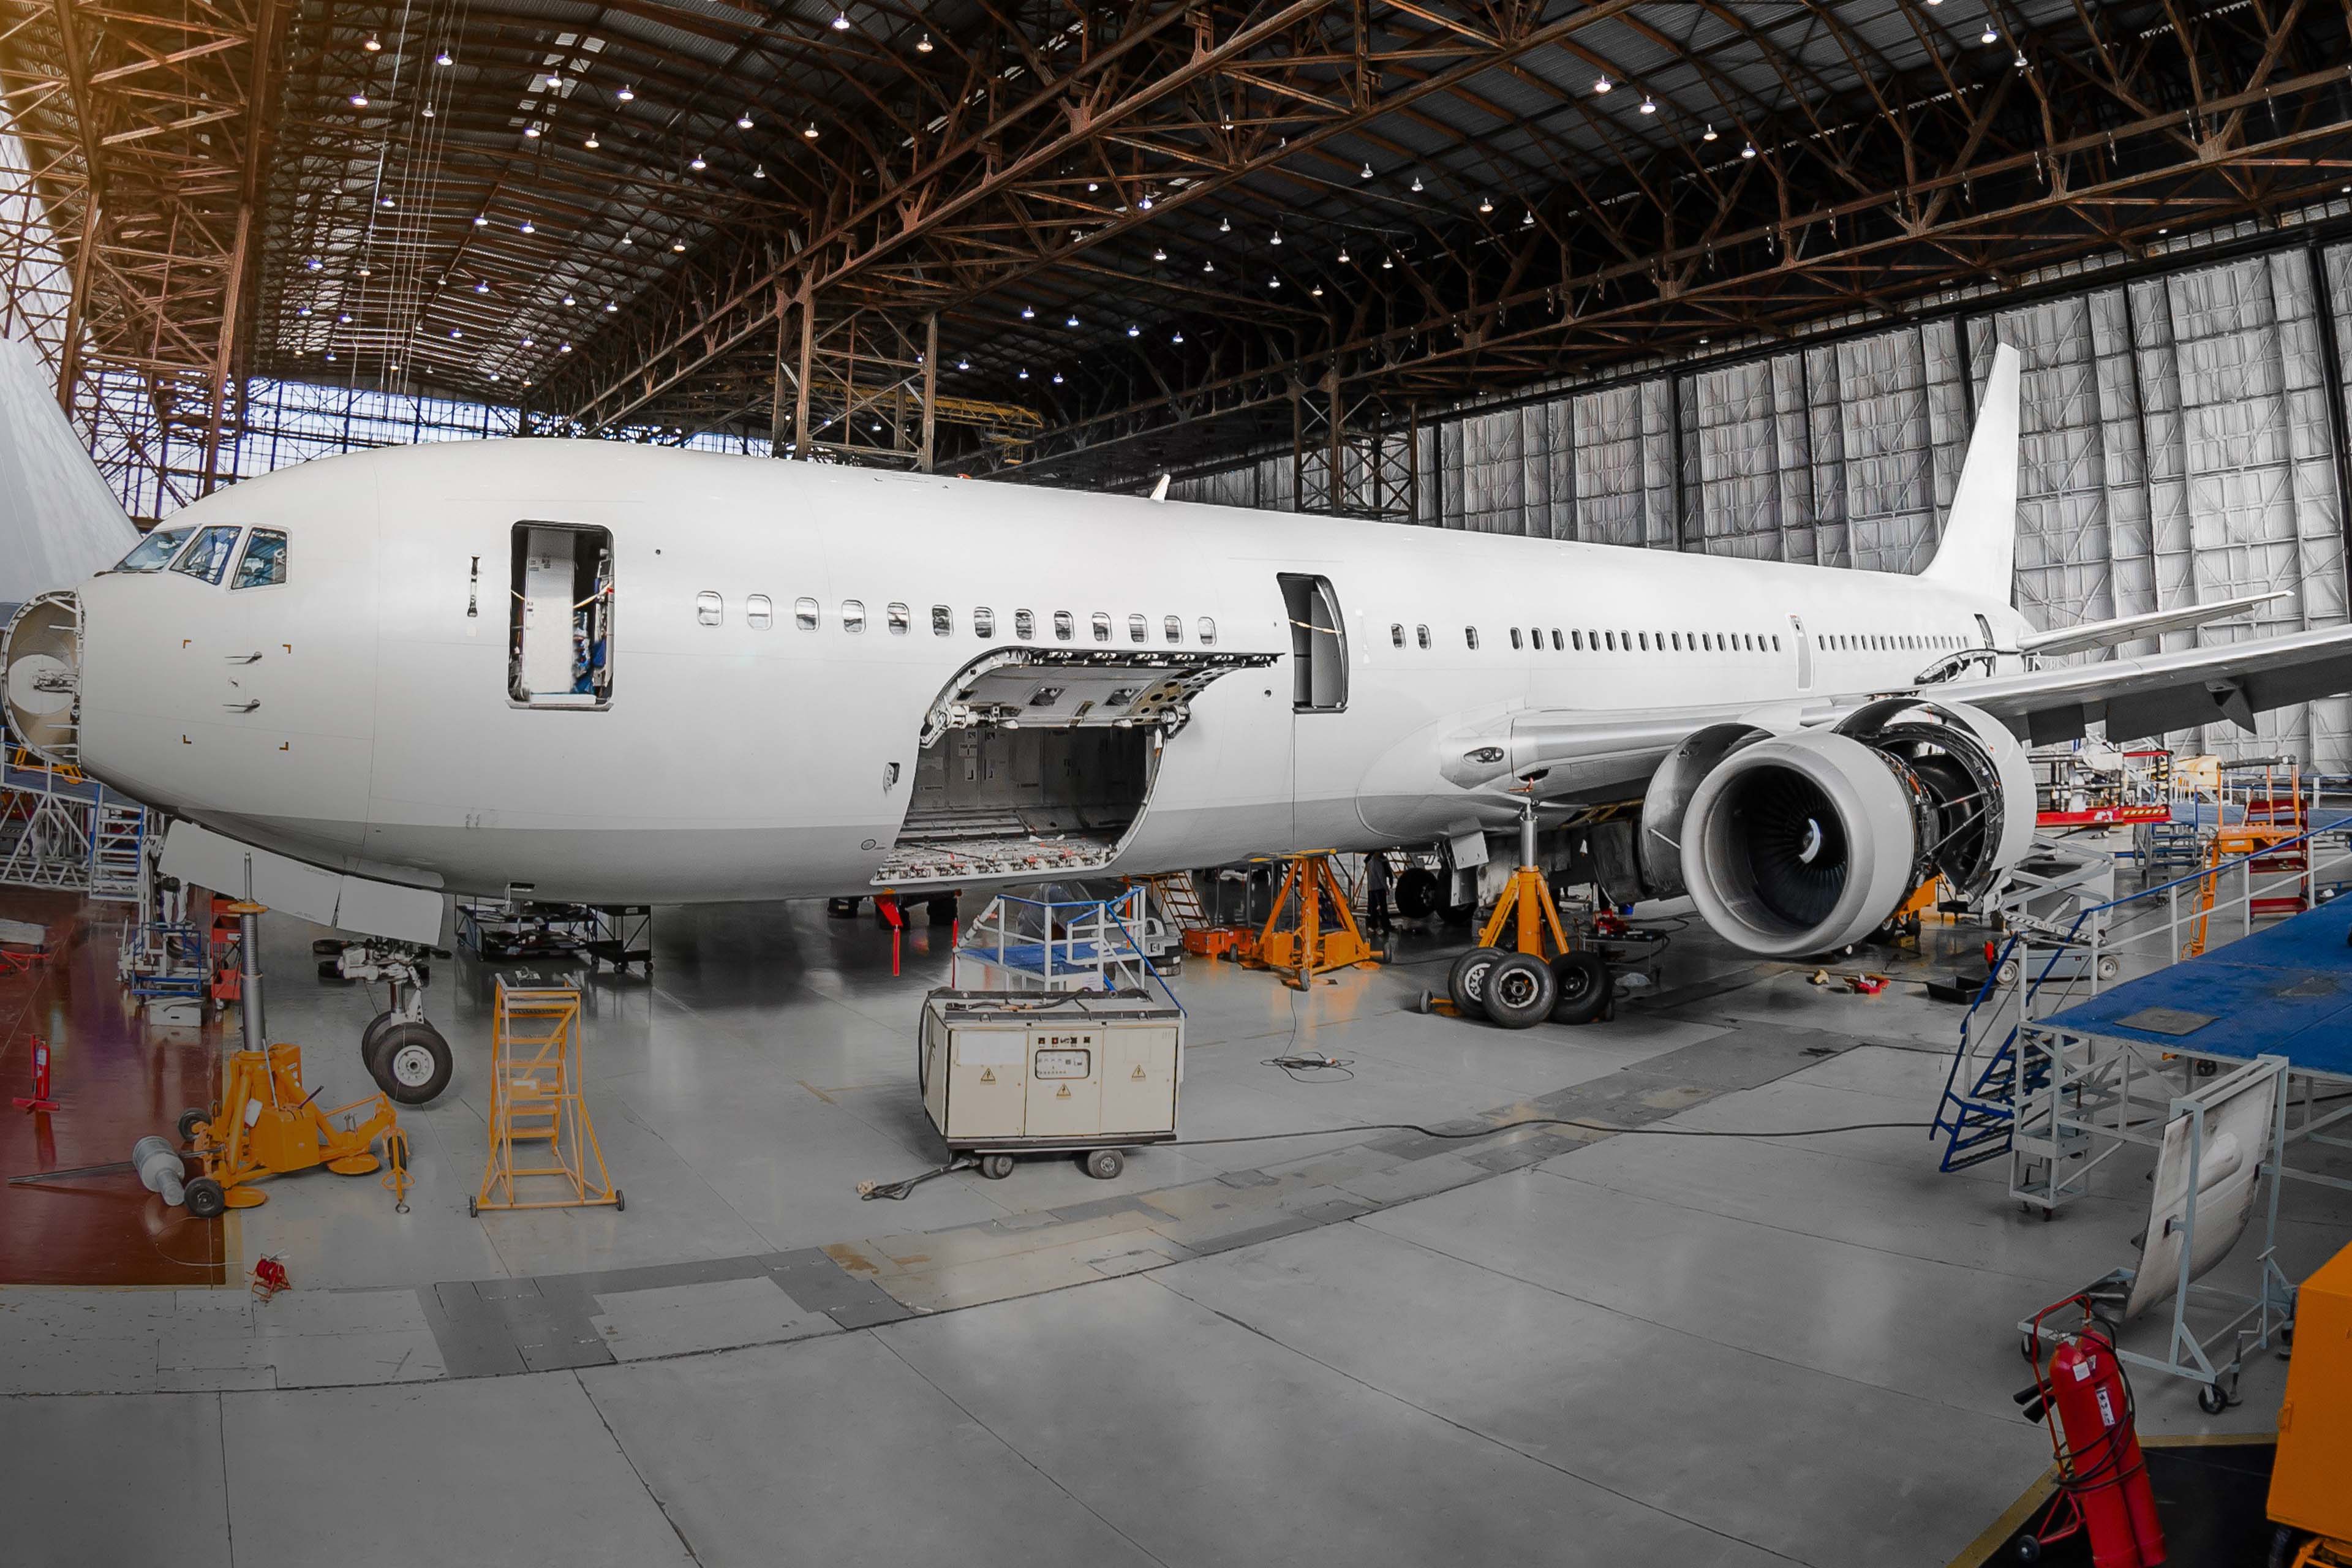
1360;162;1374;179
737;112;754;129
1020;304;1035;318
753;164;765;178
1152;246;1167;261
831;10;850;29
1267;276;1280;288
474;280;489;293
1052;372;1064;383
1126;323;1140;337
956;358;970;369
1477;194;1493;213
1018;368;1029;379
802;121;820;139
1640;96;1657;115
616;85;635;101
1382;255;1393;269
363;34;381;51
605;301;619;311
1981;21;1997;42
1218;216;1231;232
916;32;933;51
337;312;352;323
423;106;435;119
435;48;452;65
519;219;535;233
585;134;599;149
1741;141;1757;159
306;256;322;269
1087;181;1098;192
1409;174;1423;192
1202;258;1214;273
1337;244;1351;263
379;195;394;208
450;328;463;339
560;342;572;353
671;239;686;252
1270;229;1283;246
1171;331;1183;344
473;215;488;227
1523;211;1536;227
690;154;707;170
1065;314;1079;326
350;92;369;107
1137;192;1153;210
1311;283;1323;296
1702;123;1718;141
563;293;576;306
1594;74;1611;93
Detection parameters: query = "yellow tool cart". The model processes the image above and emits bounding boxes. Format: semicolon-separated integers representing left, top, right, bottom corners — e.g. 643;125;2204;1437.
2270;1238;2352;1566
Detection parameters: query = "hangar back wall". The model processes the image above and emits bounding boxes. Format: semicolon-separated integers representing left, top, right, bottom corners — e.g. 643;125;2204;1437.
1174;238;2352;774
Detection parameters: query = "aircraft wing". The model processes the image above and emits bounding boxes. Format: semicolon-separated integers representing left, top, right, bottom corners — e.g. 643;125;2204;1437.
2016;590;2290;658
1910;624;2352;746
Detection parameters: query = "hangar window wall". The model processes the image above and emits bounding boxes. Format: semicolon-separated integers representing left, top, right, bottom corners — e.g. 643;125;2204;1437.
1169;243;2352;770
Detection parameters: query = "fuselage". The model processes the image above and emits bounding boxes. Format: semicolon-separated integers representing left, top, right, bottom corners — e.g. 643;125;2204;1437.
62;439;2030;902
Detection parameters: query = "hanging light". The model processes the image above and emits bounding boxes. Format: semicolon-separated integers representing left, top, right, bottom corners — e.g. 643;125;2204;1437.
916;32;933;51
379;195;394;208
1268;276;1280;288
1065;313;1079;326
1087;181;1099;192
671;239;686;252
1640;96;1657;115
435;48;452;66
737;112;754;129
1018;368;1029;379
1171;330;1183;344
1477;194;1494;213
802;121;820;139
450;328;463;339
1702;123;1718;141
1137;192;1153;210
1981;21;1997;41
1270;229;1283;246
1523;211;1536;227
1152;246;1167;261
1741;140;1757;159
337;312;352;323
831;10;850;29
560;342;572;353
1126;323;1140;337
956;358;970;369
306;256;323;269
519;219;535;233
753;164;766;178
1593;74;1611;93
1338;244;1351;263
1382;254;1393;270
1020;304;1035;318
473;215;488;227
297;305;312;317
1052;372;1064;383
363;34;381;51
1409;174;1423;192
1360;162;1374;179
1310;283;1323;297
474;279;489;293
563;293;577;306
527;123;545;138
605;301;619;312
690;154;707;170
585;135;600;149
619;235;633;246
1218;216;1231;232
1202;258;1214;273
350;92;369;107
423;106;435;119
617;85;635;101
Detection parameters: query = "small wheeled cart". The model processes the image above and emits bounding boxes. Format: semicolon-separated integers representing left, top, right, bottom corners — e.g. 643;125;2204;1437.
919;989;1182;1181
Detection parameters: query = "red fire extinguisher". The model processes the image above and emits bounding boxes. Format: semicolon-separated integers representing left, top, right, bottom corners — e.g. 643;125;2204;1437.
12;1035;59;1112
2016;1298;2166;1566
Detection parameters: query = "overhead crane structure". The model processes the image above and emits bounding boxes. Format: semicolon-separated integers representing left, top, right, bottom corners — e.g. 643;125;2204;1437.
0;0;2345;510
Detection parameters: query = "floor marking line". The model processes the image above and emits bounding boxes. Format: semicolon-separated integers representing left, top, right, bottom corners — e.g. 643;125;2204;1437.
573;1368;707;1566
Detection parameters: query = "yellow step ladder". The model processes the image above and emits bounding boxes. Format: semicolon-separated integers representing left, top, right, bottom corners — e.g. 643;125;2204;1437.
473;982;622;1215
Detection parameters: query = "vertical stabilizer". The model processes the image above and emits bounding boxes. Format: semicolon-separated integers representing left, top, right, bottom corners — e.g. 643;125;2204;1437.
1921;340;2019;598
0;336;137;606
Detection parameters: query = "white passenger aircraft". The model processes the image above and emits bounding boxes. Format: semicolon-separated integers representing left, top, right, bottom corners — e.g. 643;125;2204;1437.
7;343;2347;1099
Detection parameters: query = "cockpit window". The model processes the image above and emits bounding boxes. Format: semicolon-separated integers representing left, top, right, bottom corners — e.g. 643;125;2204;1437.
230;530;288;590
169;526;243;585
113;527;193;574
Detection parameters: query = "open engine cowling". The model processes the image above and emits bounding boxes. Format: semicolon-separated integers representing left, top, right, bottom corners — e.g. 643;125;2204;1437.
1672;699;2031;957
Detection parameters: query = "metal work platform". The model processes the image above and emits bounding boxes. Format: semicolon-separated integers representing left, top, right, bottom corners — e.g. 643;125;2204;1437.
1;751;146;901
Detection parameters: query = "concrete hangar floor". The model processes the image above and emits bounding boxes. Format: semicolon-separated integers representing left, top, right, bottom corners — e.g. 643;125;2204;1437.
3;896;2345;1568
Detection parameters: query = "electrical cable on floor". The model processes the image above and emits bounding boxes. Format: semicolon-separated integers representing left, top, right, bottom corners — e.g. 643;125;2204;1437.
858;1156;978;1201
1262;1051;1355;1082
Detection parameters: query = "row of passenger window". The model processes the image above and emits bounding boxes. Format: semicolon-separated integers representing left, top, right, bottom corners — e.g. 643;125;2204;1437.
695;593;1218;647
1387;622;1785;655
1384;623;1975;656
113;523;288;590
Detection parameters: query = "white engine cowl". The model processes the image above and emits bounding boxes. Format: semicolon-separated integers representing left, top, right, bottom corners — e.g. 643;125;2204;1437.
1674;699;2032;957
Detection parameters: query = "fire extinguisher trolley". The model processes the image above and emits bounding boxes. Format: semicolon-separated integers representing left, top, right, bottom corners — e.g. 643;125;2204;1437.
2012;1294;2168;1567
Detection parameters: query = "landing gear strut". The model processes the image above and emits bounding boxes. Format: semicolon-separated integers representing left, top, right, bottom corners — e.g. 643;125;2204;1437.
329;940;454;1104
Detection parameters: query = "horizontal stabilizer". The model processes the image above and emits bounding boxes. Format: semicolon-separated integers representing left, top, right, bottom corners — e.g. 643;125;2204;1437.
2019;590;2291;658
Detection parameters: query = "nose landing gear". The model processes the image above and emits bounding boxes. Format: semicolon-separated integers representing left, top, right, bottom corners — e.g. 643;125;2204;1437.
325;940;454;1104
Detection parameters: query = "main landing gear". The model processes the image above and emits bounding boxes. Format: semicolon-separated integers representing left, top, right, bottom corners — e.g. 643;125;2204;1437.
318;938;454;1104
1428;796;1616;1031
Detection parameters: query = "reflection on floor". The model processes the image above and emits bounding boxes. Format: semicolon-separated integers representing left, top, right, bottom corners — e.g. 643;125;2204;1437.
2;893;2346;1568
0;888;224;1286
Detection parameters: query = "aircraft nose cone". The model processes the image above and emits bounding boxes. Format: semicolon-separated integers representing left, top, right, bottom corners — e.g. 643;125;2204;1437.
2;591;84;765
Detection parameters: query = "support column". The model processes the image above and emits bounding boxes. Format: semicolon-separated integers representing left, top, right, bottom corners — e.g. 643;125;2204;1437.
793;279;814;460
769;287;791;456
918;312;938;472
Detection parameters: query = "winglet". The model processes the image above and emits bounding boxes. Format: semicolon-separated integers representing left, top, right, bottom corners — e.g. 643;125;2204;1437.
1921;341;2019;598
1149;473;1170;503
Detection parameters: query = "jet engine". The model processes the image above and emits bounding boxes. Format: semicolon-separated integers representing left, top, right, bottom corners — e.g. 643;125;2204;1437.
1661;699;2033;957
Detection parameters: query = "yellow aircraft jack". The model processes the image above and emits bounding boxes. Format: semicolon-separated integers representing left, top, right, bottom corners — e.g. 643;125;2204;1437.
181;1042;410;1216
175;900;411;1218
1245;852;1384;990
1423;797;1613;1030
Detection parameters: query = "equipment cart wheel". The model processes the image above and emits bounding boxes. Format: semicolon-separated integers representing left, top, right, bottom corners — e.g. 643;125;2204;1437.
978;1153;1016;1181
2015;1534;2041;1563
1447;946;1507;1020
176;1107;209;1142
184;1177;226;1219
1084;1148;1125;1180
1482;954;1558;1030
2198;1381;2230;1414
1549;952;1613;1025
614;1190;626;1212
370;1020;453;1106
467;1196;478;1218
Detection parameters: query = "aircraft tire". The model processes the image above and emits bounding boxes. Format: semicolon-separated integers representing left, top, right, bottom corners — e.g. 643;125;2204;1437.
1549;952;1613;1026
1393;868;1441;920
1447;946;1507;1020
1483;954;1557;1030
371;1020;453;1106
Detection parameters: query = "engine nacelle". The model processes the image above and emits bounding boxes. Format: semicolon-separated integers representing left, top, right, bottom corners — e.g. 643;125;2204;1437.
1675;699;2032;957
